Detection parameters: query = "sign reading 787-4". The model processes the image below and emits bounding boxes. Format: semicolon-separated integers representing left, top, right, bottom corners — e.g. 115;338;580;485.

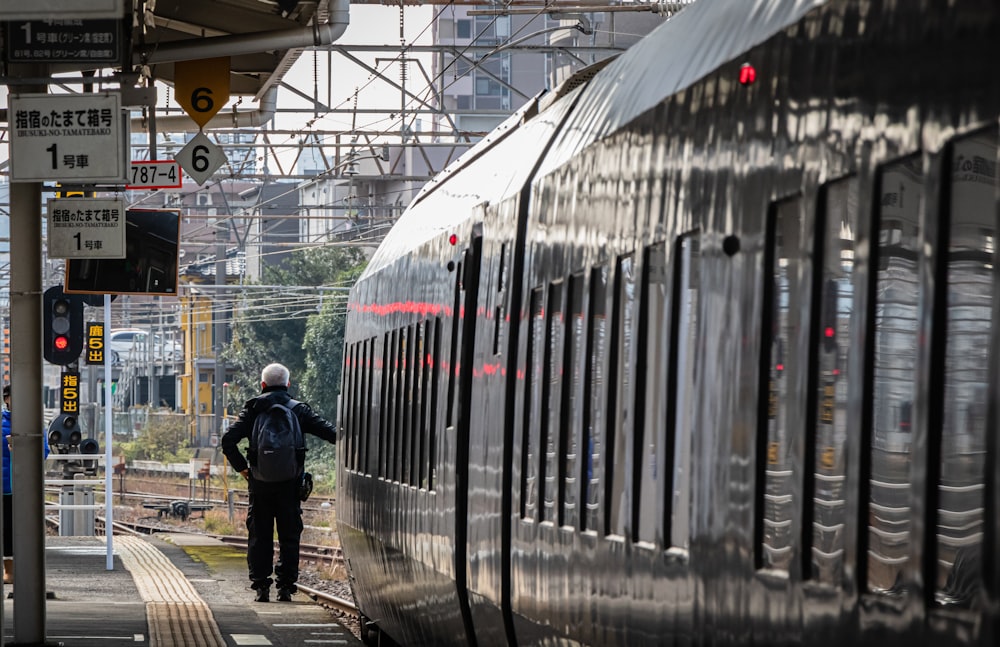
8;93;126;183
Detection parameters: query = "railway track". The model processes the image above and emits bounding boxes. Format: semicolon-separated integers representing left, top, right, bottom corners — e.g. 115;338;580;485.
83;483;335;512
294;582;358;616
117;475;336;512
98;516;343;565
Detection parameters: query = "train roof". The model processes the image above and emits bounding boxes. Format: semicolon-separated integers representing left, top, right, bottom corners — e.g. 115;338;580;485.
359;0;826;282
360;86;584;280
537;0;826;174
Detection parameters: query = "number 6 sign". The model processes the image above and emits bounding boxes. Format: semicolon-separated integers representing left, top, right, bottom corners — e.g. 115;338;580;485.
175;57;230;128
175;133;226;186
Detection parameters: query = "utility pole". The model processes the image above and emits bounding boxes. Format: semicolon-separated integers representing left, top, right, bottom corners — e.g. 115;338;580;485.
7;61;48;646
213;214;227;448
150;297;161;408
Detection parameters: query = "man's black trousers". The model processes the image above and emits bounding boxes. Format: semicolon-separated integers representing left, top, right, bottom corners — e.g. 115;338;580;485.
246;478;303;589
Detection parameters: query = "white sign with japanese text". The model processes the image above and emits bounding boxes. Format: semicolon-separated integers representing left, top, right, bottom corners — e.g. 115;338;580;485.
47;197;126;259
9;93;126;182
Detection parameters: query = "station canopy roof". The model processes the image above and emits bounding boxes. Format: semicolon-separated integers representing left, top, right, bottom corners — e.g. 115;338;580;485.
132;0;331;98
0;0;333;98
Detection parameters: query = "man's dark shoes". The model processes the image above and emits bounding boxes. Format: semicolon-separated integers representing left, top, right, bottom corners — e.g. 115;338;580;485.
254;588;270;602
277;587;294;602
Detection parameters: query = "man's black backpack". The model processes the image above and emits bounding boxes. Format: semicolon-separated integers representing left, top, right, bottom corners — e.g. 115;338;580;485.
250;398;304;482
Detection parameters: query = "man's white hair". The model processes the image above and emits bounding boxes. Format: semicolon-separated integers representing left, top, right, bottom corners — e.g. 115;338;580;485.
261;363;290;387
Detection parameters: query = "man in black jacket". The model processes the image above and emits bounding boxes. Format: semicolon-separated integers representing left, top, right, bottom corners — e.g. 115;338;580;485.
221;362;337;602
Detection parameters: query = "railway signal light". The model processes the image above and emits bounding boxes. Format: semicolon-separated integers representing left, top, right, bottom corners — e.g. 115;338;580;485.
47;413;80;447
48;414;100;477
44;286;84;365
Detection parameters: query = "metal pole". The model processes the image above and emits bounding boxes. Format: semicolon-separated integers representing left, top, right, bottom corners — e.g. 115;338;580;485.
151;306;161;408
73;474;86;537
9;62;47;645
104;295;114;569
222;382;229;502
213;220;226;447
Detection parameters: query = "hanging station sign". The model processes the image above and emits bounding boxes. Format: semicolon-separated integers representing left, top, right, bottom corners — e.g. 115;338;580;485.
5;19;123;65
8;93;126;183
47;197;126;259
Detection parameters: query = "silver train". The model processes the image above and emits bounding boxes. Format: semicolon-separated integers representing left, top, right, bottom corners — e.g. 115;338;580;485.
336;0;1000;644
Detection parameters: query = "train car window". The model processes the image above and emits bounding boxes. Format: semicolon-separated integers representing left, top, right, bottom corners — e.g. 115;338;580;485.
379;333;391;479
809;177;859;583
494;242;509;356
371;337;384;477
429;318;442;490
637;242;668;545
383;330;395;480
412;322;423;485
359;342;368;472
392;327;411;483
758;198;810;573
384;330;395;480
392;327;404;482
346;342;358;472
353;342;363;472
447;261;463;428
670;233;699;550
582;265;609;533
353;342;364;472
395;327;408;483
933;132;996;606
361;338;373;475
343;342;354;472
541;280;566;524
867;154;923;595
402;323;415;486
606;254;636;538
411;323;424;487
560;273;586;529
522;287;546;520
413;320;431;487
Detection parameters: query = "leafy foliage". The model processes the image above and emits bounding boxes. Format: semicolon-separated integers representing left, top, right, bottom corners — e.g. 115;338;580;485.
300;261;365;420
119;413;190;462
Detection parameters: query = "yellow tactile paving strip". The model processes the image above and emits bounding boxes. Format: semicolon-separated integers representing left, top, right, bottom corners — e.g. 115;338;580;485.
115;536;226;647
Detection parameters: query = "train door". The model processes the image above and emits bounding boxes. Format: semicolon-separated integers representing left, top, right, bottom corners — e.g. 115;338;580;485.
450;226;483;646
464;200;522;644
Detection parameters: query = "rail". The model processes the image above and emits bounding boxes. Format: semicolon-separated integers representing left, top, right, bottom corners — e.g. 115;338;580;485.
294;582;358;616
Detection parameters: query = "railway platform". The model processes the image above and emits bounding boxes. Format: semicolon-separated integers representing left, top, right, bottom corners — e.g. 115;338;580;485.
1;533;361;647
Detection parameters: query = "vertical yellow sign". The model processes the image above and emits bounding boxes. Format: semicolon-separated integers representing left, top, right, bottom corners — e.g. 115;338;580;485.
61;371;80;415
85;321;105;365
175;57;230;128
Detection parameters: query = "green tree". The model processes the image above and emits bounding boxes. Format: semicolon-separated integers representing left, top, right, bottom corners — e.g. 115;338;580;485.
223;245;366;424
300;262;365;420
120;413;190;462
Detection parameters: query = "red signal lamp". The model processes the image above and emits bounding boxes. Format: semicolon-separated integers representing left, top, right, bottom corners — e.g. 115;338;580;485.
739;63;757;86
54;335;70;351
